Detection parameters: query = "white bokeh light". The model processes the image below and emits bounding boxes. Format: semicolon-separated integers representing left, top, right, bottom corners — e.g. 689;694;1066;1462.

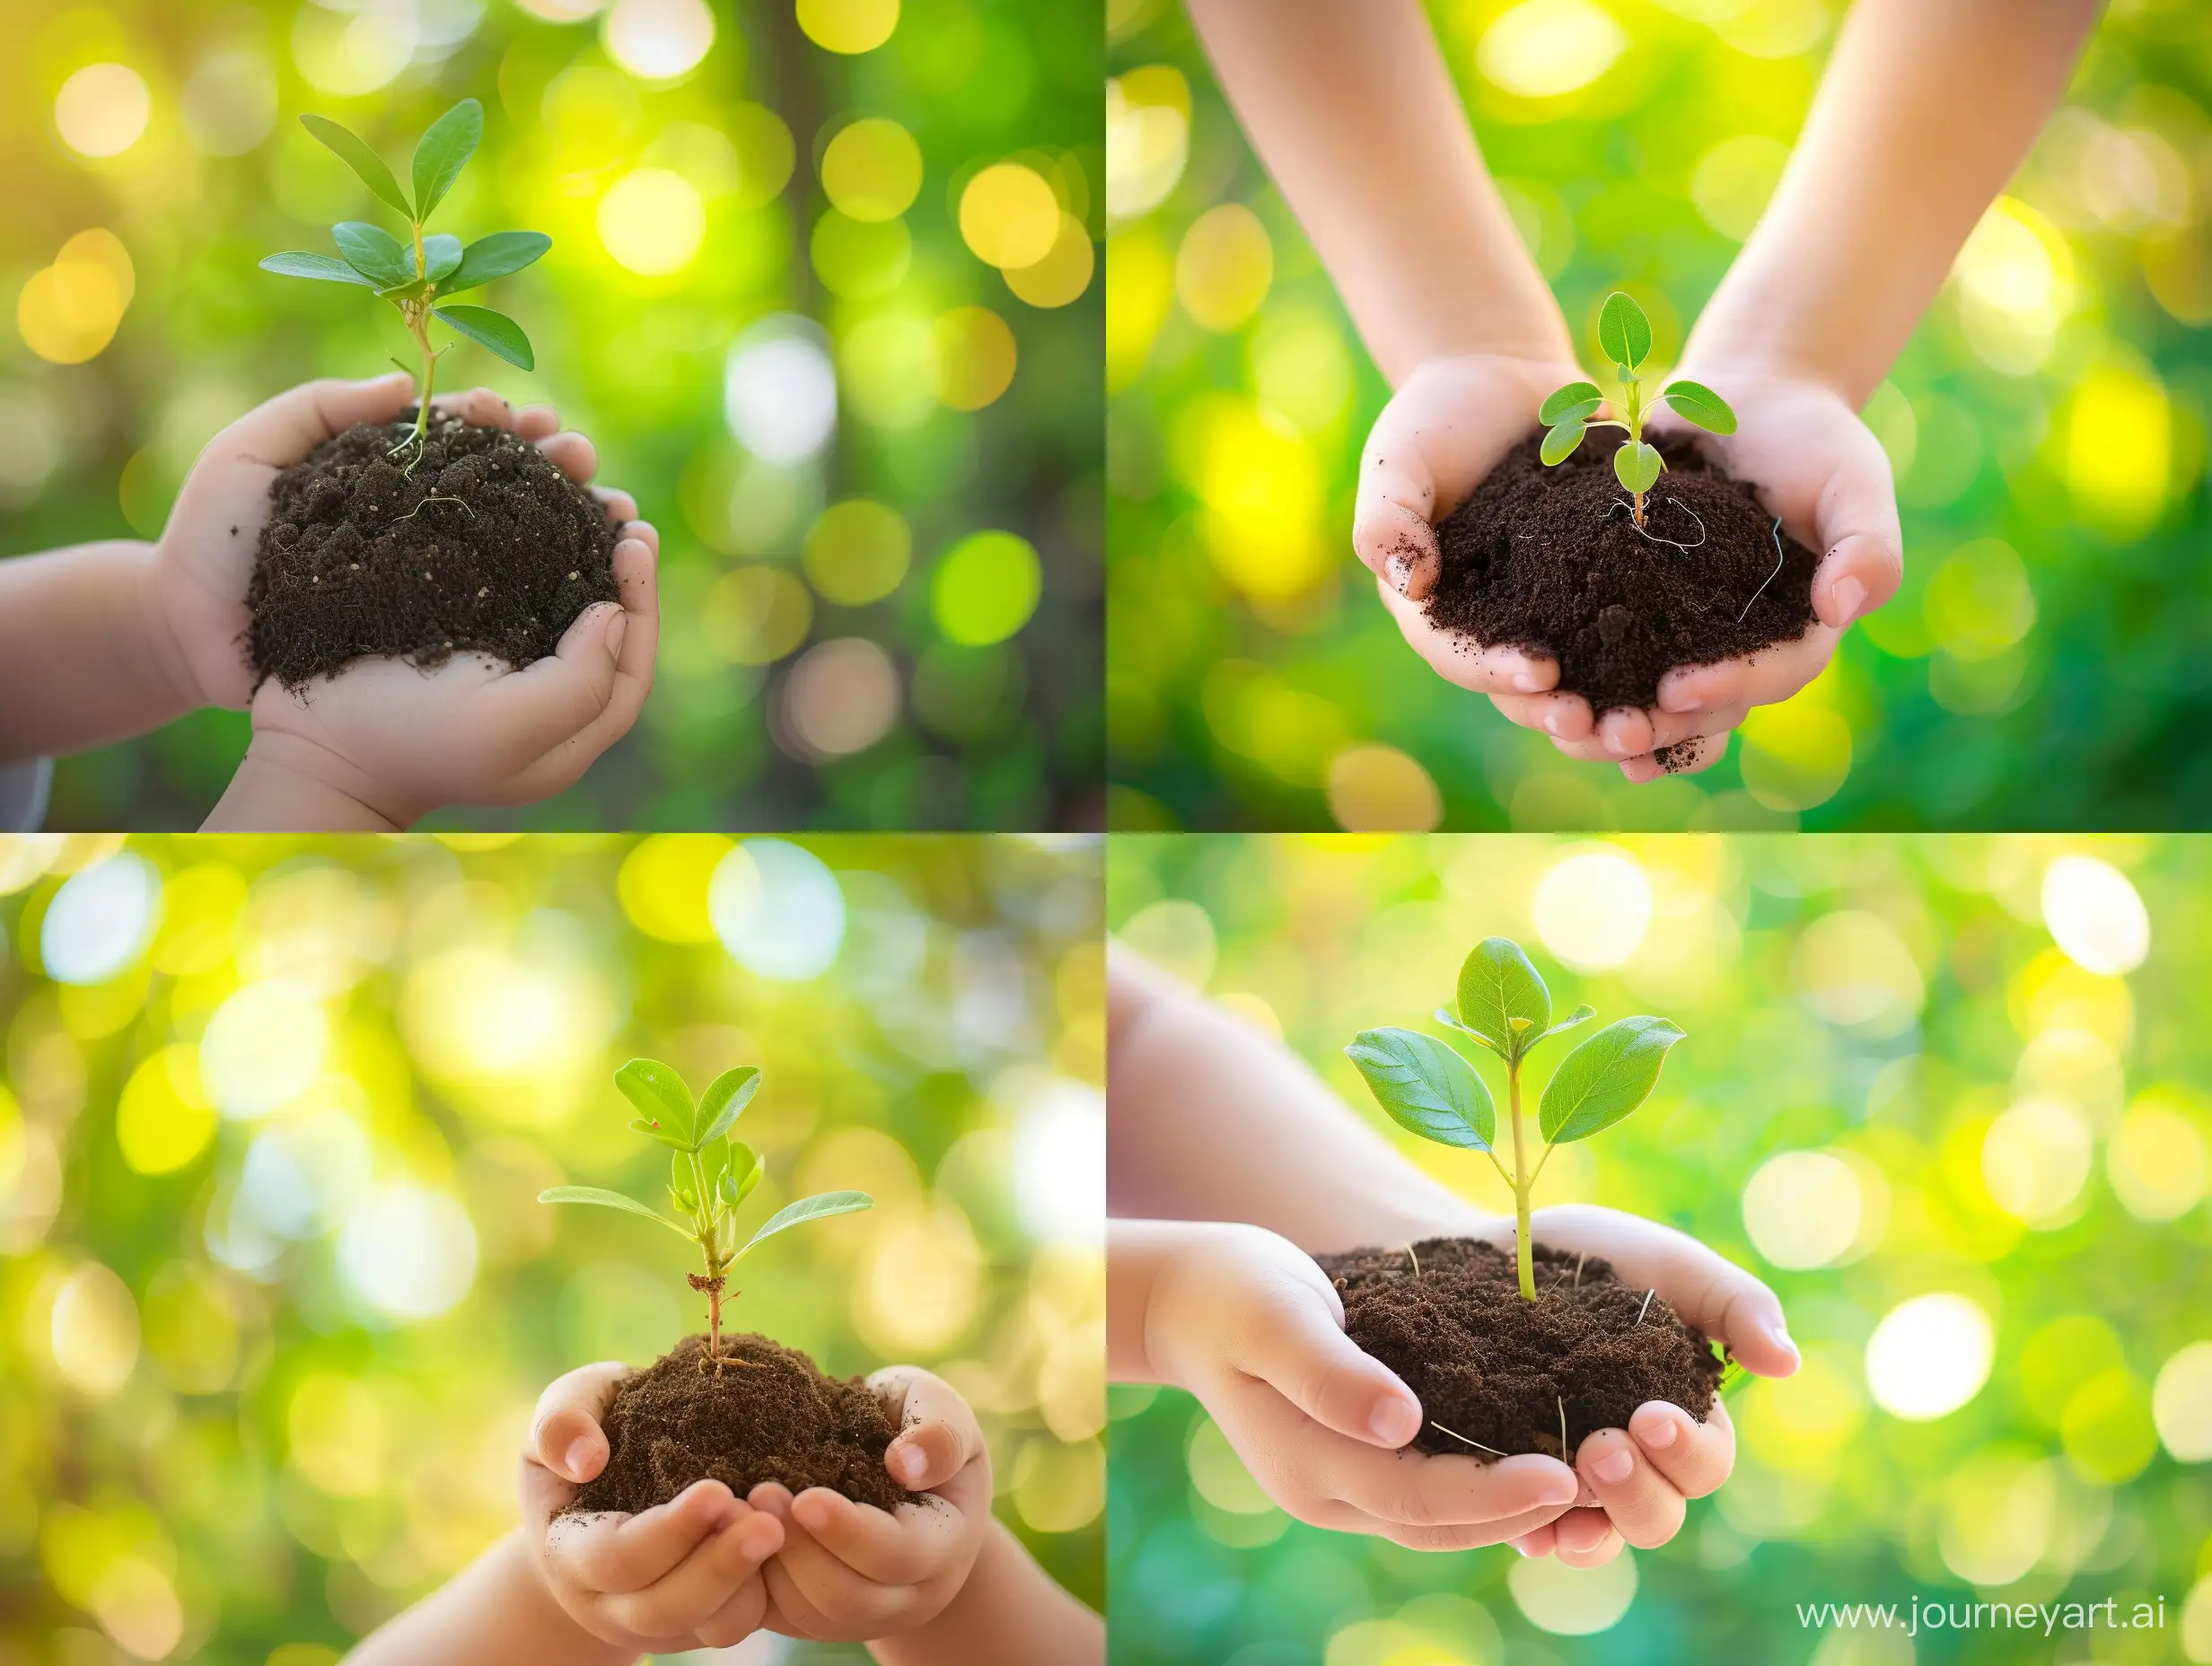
1741;1149;1863;1270
725;319;838;463
200;981;328;1118
339;1183;478;1321
1014;1079;1104;1245
710;839;847;980
2153;1341;2212;1462
603;0;715;78
2042;855;2149;976
40;853;160;984
1508;1544;1637;1634
1866;1293;1994;1421
240;1109;372;1240
1981;1098;2093;1225
1532;846;1651;971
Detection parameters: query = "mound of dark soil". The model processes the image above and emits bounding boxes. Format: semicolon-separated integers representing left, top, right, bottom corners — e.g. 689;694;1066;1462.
248;408;619;689
569;1333;916;1517
1424;430;1819;715
1316;1237;1724;1460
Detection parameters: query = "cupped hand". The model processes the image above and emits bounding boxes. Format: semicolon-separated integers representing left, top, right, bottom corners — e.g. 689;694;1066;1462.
521;1361;786;1653
1146;1220;1583;1551
745;1366;993;1643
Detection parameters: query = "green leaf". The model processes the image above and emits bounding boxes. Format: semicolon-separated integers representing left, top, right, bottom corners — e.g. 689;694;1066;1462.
434;304;535;371
1538;1004;1597;1044
701;1139;730;1193
669;1150;698;1209
259;251;377;287
1538;1015;1686;1144
614;1058;695;1146
412;98;483;223
1456;938;1550;1060
739;1189;874;1255
1345;1028;1496;1150
1539;381;1602;425
729;1141;764;1204
1597;291;1652;371
302;114;414;219
442;231;551;294
1614;440;1664;495
628;1116;691;1153
333;222;409;287
1434;1007;1505;1057
539;1185;692;1237
415;233;463;283
1540;417;1587;466
696;1066;760;1148
1661;379;1736;434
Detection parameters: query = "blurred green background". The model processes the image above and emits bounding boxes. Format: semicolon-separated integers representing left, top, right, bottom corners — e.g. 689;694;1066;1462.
1107;834;2212;1664
1105;0;2212;831
1;0;1102;832
0;830;1104;1662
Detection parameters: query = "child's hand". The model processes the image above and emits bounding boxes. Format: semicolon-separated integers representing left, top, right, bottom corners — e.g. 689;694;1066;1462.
1142;1220;1584;1551
520;1362;786;1654
746;1366;993;1643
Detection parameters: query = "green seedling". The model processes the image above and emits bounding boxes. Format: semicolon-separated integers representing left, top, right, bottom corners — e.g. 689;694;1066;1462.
540;1058;873;1372
1346;936;1682;1302
1539;292;1736;531
260;99;550;461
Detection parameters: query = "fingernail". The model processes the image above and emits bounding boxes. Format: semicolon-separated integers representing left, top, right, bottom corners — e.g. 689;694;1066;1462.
1637;1416;1679;1451
1542;706;1567;736
892;1442;927;1485
606;612;628;658
1514;669;1546;694
563;1437;594;1478
1764;1319;1799;1363
1830;576;1865;625
1593;1449;1634;1486
1514;1539;1536;1556
1369;1397;1420;1446
1540;1477;1580;1507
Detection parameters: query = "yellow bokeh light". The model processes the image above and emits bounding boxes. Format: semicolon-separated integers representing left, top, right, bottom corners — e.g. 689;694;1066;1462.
1478;0;1627;100
2153;1341;2212;1462
1738;700;1852;812
703;565;814;664
797;0;900;54
2007;947;2134;1048
1118;899;1216;989
935;306;1018;412
602;0;716;80
201;981;327;1119
289;1372;388;1496
598;168;707;276
1106;226;1173;391
1507;1545;1637;1635
803;498;912;607
960;163;1062;270
50;1262;140;1396
17;230;135;365
292;4;417;97
1792;910;1923;1035
55;63;151;158
1175;204;1272;332
2107;1095;2208;1222
1325;744;1443;833
1742;1349;1865;1475
618;835;735;943
1186;1417;1272;1513
1937;1447;2054;1585
1742;1150;1863;1270
1012;1436;1104;1534
90;1556;182;1662
116;1046;217;1176
855;1198;983;1354
1005;215;1096;309
1980;1098;2092;1225
1106;67;1189;222
1690;134;1788;241
932;530;1041;646
2065;357;2171;539
2061;1368;2158;1484
1951;197;2074;375
811;210;911;299
1532;845;1650;970
1193;399;1329;599
821;118;922;222
1921;539;2035;660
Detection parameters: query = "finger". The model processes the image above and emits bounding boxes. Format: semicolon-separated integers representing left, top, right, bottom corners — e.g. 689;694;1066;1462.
1805;432;1903;631
505;536;658;801
1218;1255;1424;1450
1551;1507;1624;1567
480;602;625;771
1374;1499;1575;1553
1353;416;1446;596
592;486;640;526
872;1367;988;1493
693;1574;772;1650
1594;707;1655;758
1630;1398;1735;1500
1620;724;1736;784
1655;626;1836;716
538;430;598;486
547;1478;737;1594
1549;700;1727;764
1487;689;1593;741
1576;1427;1685;1550
221;373;417;467
1376;579;1559;697
529;1361;631;1483
618;516;659;558
762;1511;910;1638
598;1504;782;1642
512;403;562;442
1512;1521;1559;1558
431;386;522;433
787;1490;965;1586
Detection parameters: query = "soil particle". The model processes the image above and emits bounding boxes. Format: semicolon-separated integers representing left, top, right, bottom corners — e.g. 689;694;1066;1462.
1423;430;1819;714
570;1333;917;1517
1315;1237;1724;1460
248;408;618;689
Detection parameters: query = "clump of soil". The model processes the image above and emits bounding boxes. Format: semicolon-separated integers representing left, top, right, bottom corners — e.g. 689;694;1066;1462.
248;409;619;690
1423;430;1820;715
1316;1238;1724;1461
569;1333;917;1517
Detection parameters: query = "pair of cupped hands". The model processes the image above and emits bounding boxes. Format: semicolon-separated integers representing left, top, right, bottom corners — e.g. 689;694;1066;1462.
156;373;656;825
1147;1208;1798;1563
517;1361;989;1654
1355;353;1904;779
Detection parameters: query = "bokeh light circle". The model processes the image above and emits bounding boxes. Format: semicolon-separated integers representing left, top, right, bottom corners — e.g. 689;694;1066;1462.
1478;0;1627;99
804;499;912;606
1176;205;1273;332
2041;855;2149;975
17;230;136;365
2153;1341;2212;1462
1865;1293;1993;1421
960;164;1062;269
935;307;1018;411
784;637;902;757
1005;215;1096;308
932;530;1041;645
40;852;159;984
200;981;328;1119
338;1184;478;1321
1014;1081;1105;1246
1980;1098;2092;1225
1325;745;1443;832
598;168;707;275
1508;1544;1637;1634
180;49;277;156
49;1261;140;1395
292;4;417;96
1742;1150;1863;1270
725;320;838;462
116;1047;217;1176
603;0;715;79
709;839;847;980
821;118;923;222
797;0;900;55
1532;846;1649;970
55;64;151;158
1792;910;1924;1035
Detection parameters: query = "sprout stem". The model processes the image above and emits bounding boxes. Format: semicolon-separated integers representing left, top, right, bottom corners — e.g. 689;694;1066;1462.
1404;1241;1421;1278
1508;1056;1535;1302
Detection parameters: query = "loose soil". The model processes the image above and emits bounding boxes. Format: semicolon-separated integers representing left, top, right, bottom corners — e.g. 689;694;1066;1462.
248;409;619;690
1316;1237;1724;1461
1422;430;1820;715
569;1333;916;1516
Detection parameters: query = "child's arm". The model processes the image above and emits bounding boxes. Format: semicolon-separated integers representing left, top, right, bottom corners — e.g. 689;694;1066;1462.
866;1521;1103;1666
346;1530;638;1666
0;540;198;768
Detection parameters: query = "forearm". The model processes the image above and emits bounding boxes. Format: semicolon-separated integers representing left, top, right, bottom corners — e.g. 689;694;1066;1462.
201;735;408;831
347;1530;636;1666
1182;0;1570;382
1686;0;2099;402
1108;948;1488;1249
867;1521;1102;1666
0;541;197;764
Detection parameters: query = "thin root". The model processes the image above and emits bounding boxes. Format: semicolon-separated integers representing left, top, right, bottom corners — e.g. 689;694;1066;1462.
1574;1250;1588;1287
1606;494;1707;554
1738;517;1786;624
389;494;474;527
1429;1420;1508;1457
697;1353;768;1373
1404;1242;1421;1278
1636;1288;1655;1326
1558;1395;1570;1461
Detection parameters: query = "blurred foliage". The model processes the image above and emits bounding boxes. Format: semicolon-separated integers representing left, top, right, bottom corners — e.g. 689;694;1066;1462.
0;830;1104;1662
1107;833;2212;1664
1106;0;2212;831
0;0;1102;832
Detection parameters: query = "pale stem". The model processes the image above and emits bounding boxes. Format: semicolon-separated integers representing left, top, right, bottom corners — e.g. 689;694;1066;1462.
1508;1055;1535;1302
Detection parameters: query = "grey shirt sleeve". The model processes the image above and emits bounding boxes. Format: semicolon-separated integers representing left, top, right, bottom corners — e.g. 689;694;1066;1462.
0;758;52;832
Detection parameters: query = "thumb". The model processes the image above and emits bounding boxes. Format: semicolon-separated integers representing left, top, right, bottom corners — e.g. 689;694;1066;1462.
483;602;624;762
870;1366;986;1492
221;373;417;469
529;1360;629;1483
1234;1257;1426;1450
1353;417;1444;600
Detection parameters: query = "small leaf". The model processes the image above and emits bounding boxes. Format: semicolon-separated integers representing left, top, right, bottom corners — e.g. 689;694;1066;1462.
1344;1028;1496;1151
412;98;483;223
442;231;551;294
1597;292;1652;371
730;1141;765;1204
614;1058;695;1146
417;233;464;283
701;1139;731;1193
539;1185;692;1237
1538;1004;1597;1043
717;1171;742;1208
434;304;535;371
740;1190;874;1255
260;251;378;287
1538;1015;1686;1144
1434;1007;1504;1057
695;1066;760;1148
333;222;409;287
302;114;413;218
669;1150;698;1209
1539;381;1602;425
628;1115;691;1153
1457;938;1550;1059
1540;417;1587;466
1661;379;1737;434
1614;440;1663;496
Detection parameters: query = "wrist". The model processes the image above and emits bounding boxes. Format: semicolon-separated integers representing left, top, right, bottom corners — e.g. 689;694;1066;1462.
499;1532;639;1666
204;732;414;831
127;540;207;715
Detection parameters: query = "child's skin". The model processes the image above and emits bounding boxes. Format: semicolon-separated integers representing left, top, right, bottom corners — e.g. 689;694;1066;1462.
0;372;658;829
1106;948;1799;1565
1181;0;2099;780
350;1358;1102;1665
